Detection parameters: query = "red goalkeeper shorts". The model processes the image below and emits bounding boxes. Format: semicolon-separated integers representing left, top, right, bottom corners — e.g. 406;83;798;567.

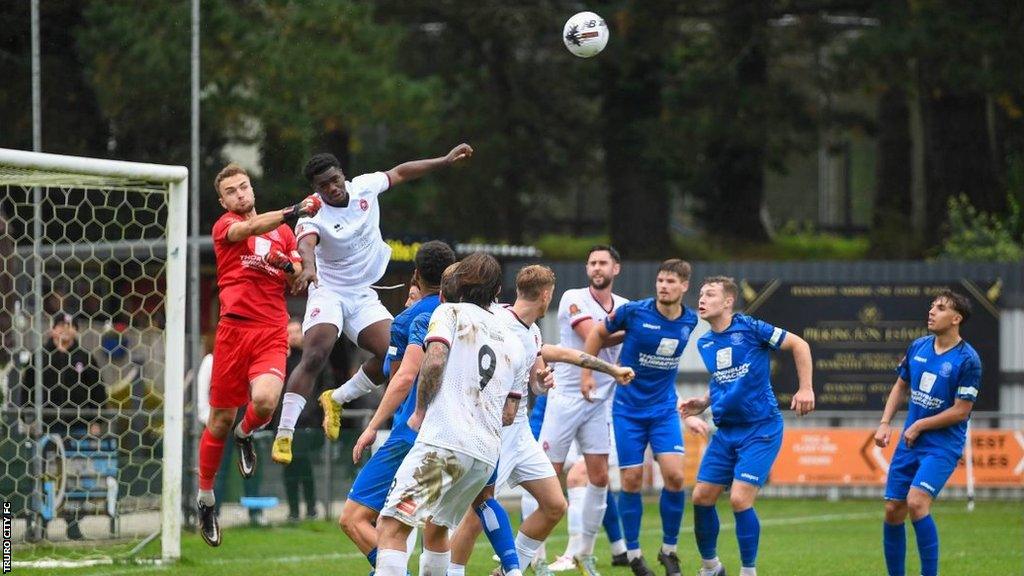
210;316;288;409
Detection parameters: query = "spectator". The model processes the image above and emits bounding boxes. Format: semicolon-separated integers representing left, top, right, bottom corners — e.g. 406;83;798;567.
16;312;105;540
277;318;330;521
98;330;152;449
17;312;105;437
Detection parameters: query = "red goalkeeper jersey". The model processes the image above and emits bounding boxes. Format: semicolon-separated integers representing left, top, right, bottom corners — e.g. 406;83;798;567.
212;212;297;326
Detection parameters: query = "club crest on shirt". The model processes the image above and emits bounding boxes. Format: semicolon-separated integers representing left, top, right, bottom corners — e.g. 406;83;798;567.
939;362;953;378
310;307;321;319
655;338;679;356
730;332;744;345
716;347;732;370
569;304;582;317
920;371;937;393
359;199;369;211
679;326;691;340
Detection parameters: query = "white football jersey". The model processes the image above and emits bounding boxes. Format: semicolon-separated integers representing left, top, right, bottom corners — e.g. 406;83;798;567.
419;303;532;466
295;172;391;289
493;304;543;425
553;287;628;401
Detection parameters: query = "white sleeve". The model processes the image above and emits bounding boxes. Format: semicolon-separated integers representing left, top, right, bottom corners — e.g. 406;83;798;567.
295;213;322;243
510;351;533;400
425;304;458;348
559;290;591;329
351;171;391;197
530;324;543;357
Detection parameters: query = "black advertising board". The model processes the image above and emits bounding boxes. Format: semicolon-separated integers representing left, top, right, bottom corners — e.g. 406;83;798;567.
744;281;1002;411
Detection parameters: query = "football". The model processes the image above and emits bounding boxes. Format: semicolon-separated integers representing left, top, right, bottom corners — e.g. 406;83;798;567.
562;11;609;58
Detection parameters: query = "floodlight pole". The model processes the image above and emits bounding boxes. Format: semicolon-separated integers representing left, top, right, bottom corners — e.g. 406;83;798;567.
30;0;44;543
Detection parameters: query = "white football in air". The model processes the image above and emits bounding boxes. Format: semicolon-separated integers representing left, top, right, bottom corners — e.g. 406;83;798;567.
563;11;609;58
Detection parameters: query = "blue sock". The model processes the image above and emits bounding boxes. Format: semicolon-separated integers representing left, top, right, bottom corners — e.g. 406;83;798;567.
659;489;685;546
912;515;939;576
883;522;906;576
603;490;624;543
734;507;760;568
366;547;377;569
475;498;519;572
619;491;644;551
693;504;719;560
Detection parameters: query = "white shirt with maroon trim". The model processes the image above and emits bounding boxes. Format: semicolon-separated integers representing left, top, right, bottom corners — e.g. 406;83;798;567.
419;303;531;466
494;303;543;424
553;287;628;401
294;171;391;289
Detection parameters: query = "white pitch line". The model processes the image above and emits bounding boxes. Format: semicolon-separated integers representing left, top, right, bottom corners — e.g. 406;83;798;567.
83;510;890;574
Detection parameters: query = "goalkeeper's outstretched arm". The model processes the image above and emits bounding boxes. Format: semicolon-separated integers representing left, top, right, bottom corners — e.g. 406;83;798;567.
225;195;321;243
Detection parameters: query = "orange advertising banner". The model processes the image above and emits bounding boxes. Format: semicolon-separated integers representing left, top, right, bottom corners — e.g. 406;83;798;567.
770;428;1024;487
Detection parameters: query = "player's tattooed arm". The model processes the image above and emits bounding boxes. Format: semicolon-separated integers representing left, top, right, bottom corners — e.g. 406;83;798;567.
386;143;474;186
416;341;451;412
539;344;633;384
502;396;521;426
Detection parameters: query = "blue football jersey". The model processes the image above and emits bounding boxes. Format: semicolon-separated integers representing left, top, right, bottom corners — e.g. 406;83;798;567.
896;335;982;455
697;314;786;427
390;312;432;443
388;294;441;364
605;298;698;412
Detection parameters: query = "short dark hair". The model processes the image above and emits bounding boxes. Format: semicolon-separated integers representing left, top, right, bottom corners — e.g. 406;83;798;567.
588;244;621;263
415;241;457;288
701;276;737;299
934;289;972;323
214;163;248;195
454;252;502;307
303;153;341;183
657;259;691;281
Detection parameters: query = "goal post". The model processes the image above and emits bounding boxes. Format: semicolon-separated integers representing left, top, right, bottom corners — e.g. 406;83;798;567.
0;148;187;564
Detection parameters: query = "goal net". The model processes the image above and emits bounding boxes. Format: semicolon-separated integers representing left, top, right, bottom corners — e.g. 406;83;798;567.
0;148;186;567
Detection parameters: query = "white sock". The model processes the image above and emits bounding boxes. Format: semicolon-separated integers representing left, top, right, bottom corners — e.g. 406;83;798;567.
702;556;722;569
564;534;582;559
515;532;544;571
610;538;627;555
419;549;450;576
447;563;466;576
567;487;585;535
407;525;419;554
626;549;642;561
233;419;250;439
331;367;377;404
505;570;523;576
197;489;215;507
376;548;410;576
276;392;306;436
739;568;757;576
578;484;608;556
661;543;677;555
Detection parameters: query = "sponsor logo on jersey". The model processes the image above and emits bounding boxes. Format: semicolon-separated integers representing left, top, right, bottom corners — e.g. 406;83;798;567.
359;199;369;211
919;371;937;393
919;481;936;493
940;362;953;377
701;340;716;348
740;472;759;482
569;304;582;317
642;322;661;330
910;389;944;410
716;347;732;370
730;332;744;345
913;355;928;363
655;338;679;356
397;496;418;516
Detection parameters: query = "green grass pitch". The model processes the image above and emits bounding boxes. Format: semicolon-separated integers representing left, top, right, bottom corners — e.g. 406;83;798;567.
14;498;1023;575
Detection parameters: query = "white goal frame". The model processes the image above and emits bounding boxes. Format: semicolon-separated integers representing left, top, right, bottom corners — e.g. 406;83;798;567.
0;148;188;562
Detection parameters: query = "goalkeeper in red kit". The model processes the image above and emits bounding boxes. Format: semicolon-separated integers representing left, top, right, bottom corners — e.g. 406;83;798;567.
197;163;321;547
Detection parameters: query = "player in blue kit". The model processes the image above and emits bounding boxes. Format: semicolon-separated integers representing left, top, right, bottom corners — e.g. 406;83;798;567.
581;259;699;576
680;276;814;576
874;290;981;576
337;242;456;573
